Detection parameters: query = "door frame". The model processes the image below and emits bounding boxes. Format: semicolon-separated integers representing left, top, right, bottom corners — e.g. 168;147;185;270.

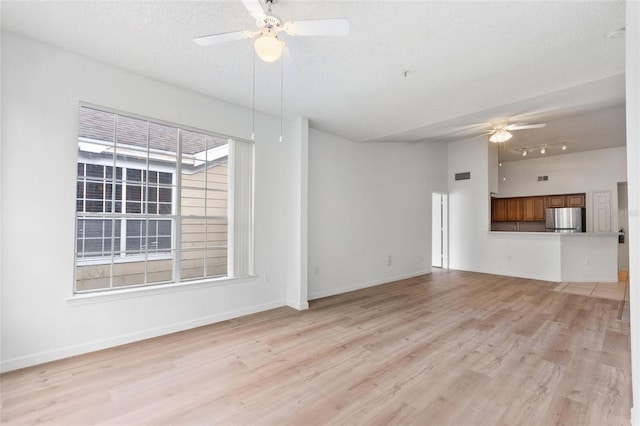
432;192;449;269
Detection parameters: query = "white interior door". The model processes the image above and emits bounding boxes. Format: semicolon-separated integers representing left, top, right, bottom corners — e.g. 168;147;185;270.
432;193;442;267
592;191;612;233
432;192;448;268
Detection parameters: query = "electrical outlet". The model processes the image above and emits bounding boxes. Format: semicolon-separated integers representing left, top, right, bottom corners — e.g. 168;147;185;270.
387;255;392;266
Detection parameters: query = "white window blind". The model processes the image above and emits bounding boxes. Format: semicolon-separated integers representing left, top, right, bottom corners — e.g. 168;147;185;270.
229;139;255;278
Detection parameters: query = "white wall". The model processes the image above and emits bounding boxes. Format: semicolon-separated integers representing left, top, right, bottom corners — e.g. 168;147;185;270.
498;146;627;232
0;33;305;371
285;117;309;310
626;2;640;424
498;146;626;197
307;130;448;299
449;138;564;281
560;235;618;282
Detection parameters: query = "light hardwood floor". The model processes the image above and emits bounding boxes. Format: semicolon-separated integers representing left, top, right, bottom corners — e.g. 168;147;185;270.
0;269;631;425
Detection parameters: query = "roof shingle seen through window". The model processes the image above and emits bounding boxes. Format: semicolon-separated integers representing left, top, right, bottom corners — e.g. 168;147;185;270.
78;107;227;156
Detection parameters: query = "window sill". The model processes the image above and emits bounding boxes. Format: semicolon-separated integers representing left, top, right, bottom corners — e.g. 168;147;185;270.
67;275;258;305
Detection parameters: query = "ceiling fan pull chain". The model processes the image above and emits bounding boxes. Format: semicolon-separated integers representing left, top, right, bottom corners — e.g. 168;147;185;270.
251;48;256;141
279;54;284;142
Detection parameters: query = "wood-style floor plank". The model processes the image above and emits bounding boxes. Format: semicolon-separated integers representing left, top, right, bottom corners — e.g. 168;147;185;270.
0;269;631;425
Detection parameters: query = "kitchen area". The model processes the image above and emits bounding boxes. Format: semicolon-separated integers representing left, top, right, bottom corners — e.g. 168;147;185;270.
483;105;628;284
444;95;628;286
489;186;624;283
491;192;586;232
470;77;629;288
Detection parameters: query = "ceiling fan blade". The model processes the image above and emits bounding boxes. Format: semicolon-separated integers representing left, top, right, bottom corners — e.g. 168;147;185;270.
506;123;546;131
283;18;350;36
193;30;256;46
240;0;267;20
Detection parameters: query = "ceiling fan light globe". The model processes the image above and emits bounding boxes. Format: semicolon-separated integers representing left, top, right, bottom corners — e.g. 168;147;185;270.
489;128;513;143
254;35;283;62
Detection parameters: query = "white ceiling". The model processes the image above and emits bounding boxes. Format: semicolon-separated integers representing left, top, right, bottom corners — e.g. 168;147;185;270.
0;0;627;160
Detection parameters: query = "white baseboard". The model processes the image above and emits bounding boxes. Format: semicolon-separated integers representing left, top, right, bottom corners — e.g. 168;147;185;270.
632;406;638;426
448;265;561;283
308;270;431;300
560;275;618;283
287;300;310;310
455;265;618;283
0;300;285;373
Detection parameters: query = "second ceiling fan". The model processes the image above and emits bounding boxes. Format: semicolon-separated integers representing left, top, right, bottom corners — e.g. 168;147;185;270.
488;122;546;143
194;0;350;63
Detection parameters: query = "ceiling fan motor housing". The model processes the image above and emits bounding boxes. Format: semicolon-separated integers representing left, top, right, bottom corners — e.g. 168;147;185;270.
259;15;282;30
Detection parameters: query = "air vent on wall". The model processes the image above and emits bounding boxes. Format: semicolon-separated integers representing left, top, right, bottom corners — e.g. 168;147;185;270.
537;175;549;181
455;172;471;181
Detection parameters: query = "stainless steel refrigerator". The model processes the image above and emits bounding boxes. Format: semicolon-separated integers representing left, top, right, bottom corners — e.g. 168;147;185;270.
545;207;584;232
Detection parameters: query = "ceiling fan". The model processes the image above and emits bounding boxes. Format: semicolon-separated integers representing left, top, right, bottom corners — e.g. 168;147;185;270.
193;0;350;63
488;122;546;143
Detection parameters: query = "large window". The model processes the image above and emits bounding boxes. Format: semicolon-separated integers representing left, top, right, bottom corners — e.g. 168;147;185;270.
75;105;254;293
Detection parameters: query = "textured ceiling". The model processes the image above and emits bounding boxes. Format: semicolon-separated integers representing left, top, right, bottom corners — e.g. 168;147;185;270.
0;0;627;159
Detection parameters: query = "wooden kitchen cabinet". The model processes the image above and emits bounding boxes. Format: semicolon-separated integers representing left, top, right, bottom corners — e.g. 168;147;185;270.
492;198;507;222
492;197;525;222
566;193;585;207
506;198;523;221
523;196;545;221
492;192;586;224
546;195;565;208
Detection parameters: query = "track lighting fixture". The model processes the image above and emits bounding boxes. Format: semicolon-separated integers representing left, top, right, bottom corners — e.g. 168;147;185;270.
513;142;570;157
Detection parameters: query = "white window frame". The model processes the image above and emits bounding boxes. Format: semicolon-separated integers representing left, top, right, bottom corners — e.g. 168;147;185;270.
74;103;254;293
